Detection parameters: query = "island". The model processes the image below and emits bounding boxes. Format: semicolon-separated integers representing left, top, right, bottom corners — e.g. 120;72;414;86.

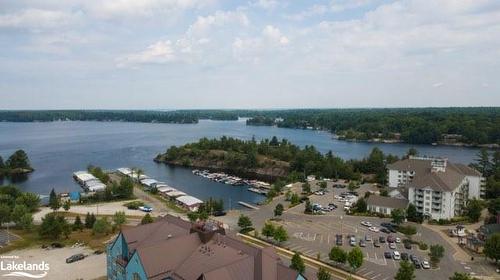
155;136;399;184
0;149;34;176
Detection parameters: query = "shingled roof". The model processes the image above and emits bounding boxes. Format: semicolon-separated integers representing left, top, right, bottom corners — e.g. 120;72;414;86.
366;195;409;209
118;215;302;280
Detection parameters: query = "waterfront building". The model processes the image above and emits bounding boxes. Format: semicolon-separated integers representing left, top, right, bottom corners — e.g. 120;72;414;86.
107;215;306;280
175;195;203;211
387;156;483;220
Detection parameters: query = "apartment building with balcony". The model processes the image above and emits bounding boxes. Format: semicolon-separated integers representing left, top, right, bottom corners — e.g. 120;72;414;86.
387;156;483;220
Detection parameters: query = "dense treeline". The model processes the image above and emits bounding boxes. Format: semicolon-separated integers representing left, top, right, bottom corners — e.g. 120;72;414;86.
0;110;238;123
245;108;500;145
157;136;400;183
0;149;33;175
0;185;40;230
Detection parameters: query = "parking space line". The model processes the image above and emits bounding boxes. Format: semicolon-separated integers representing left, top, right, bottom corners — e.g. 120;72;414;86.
327;234;330;244
371;273;381;279
363;271;374;277
358;268;366;273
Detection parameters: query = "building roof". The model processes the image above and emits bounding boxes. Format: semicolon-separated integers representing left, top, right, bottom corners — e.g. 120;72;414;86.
176;195;203;207
165;191;187;198
388;157;482;192
140;178;158;187
118;215;301;280
157;186;176;193
366;195;408;209
74;172;97;182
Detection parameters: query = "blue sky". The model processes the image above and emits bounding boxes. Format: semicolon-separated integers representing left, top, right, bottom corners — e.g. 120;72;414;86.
1;0;499;109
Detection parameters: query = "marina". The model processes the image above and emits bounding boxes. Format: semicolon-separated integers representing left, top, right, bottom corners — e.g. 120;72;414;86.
192;169;271;196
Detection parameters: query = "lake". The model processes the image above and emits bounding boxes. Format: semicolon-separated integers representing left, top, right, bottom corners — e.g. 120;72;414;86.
0;119;481;209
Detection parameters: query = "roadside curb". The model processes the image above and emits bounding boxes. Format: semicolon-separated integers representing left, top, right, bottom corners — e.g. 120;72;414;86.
238;233;367;280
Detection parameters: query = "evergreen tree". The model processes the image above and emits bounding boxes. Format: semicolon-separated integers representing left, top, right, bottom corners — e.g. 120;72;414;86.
274;203;284;218
429;244;445;268
63;200;71;211
0;156;4;170
73;215;83;231
483;233;500;263
261;223;275;239
237;215;253;231
290;252;305;274
48;188;60;211
6;150;32;170
395;260;415;280
84;212;96;229
113;211;127;230
141;213;154;224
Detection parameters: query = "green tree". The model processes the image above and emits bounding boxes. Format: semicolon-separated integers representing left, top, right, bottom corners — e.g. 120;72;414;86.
483;233;500;263
407;148;418;157
274;203;284;218
0;156;4;170
39;213;70;240
329;246;347;264
19;213;33;231
141;213;154;224
48;188;60;211
304;200;312;214
290;252;305;274
395;260;415;280
391;208;406;225
11;204;29;225
115;177;134;199
0;203;11;224
473;148;491;176
302;182;311;194
273;225;288;244
261;223;275;239
113;211;127;230
187;212;199;222
355;198;367;213
317;267;331;280
15;192;40;212
449;272;479;280
429;244;445;268
93;217;112;235
465;198;483;222
63;200;71;211
84;212;96;229
290;193;300;205
73;215;83;231
6;150;32;170
237;214;253;231
319;181;327;191
347;247;363;272
406;203;418;222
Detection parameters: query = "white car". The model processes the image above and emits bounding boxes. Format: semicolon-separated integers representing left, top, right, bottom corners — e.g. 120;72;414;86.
361;221;372;227
368;226;379;232
392;251;401;260
395;237;401;243
389;242;396;249
421;260;431;269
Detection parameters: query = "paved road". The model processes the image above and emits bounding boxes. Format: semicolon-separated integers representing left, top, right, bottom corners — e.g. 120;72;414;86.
0;229;18;247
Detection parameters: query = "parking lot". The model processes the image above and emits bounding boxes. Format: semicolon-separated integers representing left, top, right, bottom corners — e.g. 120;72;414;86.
0;229;18;247
273;182;488;280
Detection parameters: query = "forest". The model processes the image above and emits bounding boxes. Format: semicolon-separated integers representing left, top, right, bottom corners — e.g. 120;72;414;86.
0;150;33;176
245;108;500;145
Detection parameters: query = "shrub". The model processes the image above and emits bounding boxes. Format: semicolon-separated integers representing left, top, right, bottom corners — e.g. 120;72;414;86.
419;242;428;251
124;201;144;210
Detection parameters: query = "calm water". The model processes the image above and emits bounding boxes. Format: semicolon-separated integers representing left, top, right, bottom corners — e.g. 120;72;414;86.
0;120;481;208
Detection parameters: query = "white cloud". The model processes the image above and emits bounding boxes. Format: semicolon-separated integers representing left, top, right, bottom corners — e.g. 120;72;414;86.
285;5;328;21
262;25;289;45
0;9;80;30
187;10;249;36
252;0;278;10
331;0;377;13
117;40;176;67
432;82;444;88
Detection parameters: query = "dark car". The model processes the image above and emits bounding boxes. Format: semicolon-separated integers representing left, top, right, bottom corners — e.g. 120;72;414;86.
387;226;397;233
336;234;343;246
213;210;227;217
413;259;421;269
380;228;391;234
384;252;392;259
379;236;386;243
373;241;381;247
401;253;409;261
359;240;366;247
66;253;85;264
409;255;418;262
51;242;64;248
387;235;395;243
381;222;392;228
404;242;412;250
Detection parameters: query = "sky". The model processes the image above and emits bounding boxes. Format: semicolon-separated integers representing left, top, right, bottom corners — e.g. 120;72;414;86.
1;0;500;109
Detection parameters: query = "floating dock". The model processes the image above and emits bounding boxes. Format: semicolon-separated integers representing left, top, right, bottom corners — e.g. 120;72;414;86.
238;201;259;210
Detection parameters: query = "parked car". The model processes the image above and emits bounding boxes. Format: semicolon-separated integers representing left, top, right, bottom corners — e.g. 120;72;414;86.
395;237;401;243
361;221;372;227
381;222;393;228
379;236;386;243
421;260;431;269
336;234;343;246
392;251;401;260
374;241;381;247
349;236;356;246
66;253;85;264
213;210;227;217
139;205;153;212
404;242;412;250
387;235;395;243
359;239;366;247
410;255;418;262
413;260;422;269
401;252;409;261
365;235;372;242
388;226;397;233
389;242;396;249
380;228;391;234
368;226;379;232
384;252;392;259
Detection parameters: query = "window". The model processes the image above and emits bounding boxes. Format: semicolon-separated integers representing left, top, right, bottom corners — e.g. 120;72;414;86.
133;273;142;280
